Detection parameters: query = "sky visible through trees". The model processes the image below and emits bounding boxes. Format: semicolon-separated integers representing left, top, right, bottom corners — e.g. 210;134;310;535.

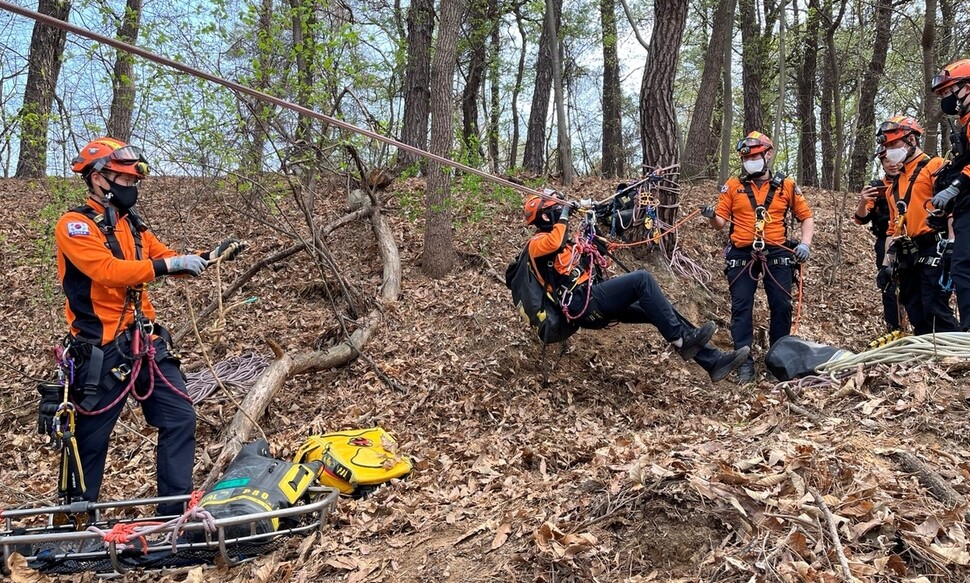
0;0;967;182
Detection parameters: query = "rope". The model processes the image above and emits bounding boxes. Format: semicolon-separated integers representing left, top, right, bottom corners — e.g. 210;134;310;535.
75;331;194;416
184;352;270;404
85;490;216;555
817;332;970;376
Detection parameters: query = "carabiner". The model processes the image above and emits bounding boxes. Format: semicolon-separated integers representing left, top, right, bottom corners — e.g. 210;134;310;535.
752;238;766;252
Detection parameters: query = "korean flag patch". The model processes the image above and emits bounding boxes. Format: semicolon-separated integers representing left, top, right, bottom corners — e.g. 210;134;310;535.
67;221;90;237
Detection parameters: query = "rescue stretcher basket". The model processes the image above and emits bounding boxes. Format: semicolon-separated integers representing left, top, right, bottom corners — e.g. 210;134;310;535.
0;486;339;576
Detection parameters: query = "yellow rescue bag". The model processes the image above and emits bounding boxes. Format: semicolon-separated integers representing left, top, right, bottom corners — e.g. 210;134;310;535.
293;427;412;496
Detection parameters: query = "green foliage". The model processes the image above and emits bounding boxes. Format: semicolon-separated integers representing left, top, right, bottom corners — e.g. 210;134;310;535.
30;178;88;306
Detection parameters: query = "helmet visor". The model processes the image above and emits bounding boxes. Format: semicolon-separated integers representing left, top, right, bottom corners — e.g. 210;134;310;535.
875;121;913;144
110;145;144;164
932;71;953;92
736;137;767;156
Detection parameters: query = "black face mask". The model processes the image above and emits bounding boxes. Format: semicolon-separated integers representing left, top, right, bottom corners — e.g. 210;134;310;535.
941;93;959;115
104;176;138;213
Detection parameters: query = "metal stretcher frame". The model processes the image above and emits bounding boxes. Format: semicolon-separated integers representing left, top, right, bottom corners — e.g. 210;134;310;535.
0;486;339;575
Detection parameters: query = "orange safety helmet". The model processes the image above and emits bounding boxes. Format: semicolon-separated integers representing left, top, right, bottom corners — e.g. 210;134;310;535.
931;59;970;95
523;194;563;226
736;131;773;157
876;115;923;144
70;137;149;178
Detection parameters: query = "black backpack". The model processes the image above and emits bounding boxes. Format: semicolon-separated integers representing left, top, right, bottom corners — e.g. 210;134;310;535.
505;247;579;344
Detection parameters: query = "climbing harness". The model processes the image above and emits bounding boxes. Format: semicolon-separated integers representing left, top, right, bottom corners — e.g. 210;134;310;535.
558;209;611;321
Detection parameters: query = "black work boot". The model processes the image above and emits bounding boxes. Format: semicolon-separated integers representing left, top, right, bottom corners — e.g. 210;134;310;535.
708;346;751;383
737;359;756;384
677;321;717;361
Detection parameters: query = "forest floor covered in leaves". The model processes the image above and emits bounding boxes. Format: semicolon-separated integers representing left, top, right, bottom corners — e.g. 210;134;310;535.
2;174;970;582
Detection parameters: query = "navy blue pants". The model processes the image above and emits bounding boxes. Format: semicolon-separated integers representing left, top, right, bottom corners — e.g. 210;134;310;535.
952;209;970;330
572;270;723;373
874;235;901;331
71;335;196;516
897;238;959;335
725;246;793;352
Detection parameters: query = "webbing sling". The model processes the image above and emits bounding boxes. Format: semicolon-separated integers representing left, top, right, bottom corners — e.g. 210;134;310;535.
889;156;931;234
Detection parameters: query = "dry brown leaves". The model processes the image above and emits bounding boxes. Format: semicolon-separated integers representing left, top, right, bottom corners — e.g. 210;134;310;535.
2;177;970;582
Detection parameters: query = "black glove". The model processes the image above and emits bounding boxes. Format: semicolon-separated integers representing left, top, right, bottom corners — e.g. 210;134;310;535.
926;212;949;233
700;205;716;219
558;205;570;222
37;382;61;436
876;266;895;294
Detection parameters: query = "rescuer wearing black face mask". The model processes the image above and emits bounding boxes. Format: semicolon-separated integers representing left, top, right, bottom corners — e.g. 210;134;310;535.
42;137;247;515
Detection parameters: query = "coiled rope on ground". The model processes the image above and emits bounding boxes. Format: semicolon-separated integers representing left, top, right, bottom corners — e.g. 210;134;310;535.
772;332;970;397
184;352;270;404
816;332;970;376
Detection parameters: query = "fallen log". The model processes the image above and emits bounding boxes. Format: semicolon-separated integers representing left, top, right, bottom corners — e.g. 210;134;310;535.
201;205;399;489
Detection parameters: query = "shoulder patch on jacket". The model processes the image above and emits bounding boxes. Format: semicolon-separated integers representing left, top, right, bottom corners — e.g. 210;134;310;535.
67;221;91;237
719;184;729;193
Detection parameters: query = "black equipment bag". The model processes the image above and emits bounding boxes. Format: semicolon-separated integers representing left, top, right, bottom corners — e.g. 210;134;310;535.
198;439;321;539
765;335;852;381
505;248;579;345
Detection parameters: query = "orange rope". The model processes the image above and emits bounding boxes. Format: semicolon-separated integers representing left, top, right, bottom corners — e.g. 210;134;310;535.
102;521;164;555
608;208;701;249
187;489;205;510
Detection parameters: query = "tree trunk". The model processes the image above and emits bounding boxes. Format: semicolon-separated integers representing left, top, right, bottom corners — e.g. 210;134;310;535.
936;0;954;153
487;15;501;173
600;0;624;178
738;0;765;133
639;0;688;167
846;0;892;191
421;0;464;279
772;3;786;143
509;3;528;170
639;0;687;251
16;0;71;178
460;0;492;167
819;0;846;190
683;0;736;180
719;26;734;184
289;0;316;146
243;0;276;174
398;0;434;171
547;0;571;184
795;4;819;186
921;0;940;156
105;0;141;142
522;0;560;174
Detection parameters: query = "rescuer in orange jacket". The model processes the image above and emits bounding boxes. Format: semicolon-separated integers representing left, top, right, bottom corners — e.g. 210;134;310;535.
872;116;958;335
930;58;970;329
524;195;750;383
700;131;815;384
41;137;246;515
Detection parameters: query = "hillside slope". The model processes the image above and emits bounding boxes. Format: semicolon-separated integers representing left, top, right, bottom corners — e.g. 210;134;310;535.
1;175;969;582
